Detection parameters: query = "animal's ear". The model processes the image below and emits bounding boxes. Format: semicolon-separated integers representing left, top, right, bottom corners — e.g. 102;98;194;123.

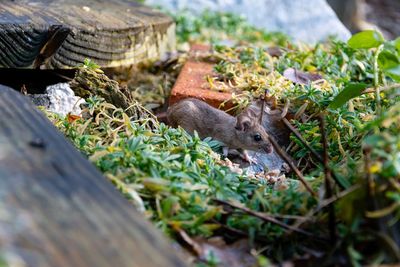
241;103;261;119
246;100;266;124
245;108;258;119
235;116;252;131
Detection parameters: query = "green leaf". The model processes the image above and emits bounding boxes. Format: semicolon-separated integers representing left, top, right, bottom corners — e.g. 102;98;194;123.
334;172;352;189
328;83;368;109
386;69;400;80
378;50;400;81
348;30;384;49
394;37;400;53
347;245;363;267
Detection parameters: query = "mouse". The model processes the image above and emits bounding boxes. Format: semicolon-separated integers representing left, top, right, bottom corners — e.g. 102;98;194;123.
167;98;273;163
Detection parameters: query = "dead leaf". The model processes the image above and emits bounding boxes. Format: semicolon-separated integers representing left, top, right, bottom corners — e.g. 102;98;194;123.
194;237;257;267
366;202;400;218
266;46;282;57
20;84;28;95
176;229;257;267
283;68;323;85
67;113;81;123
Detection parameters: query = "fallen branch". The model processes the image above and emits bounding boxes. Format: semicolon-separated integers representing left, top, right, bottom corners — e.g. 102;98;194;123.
280;99;290;119
282;117;346;190
373;231;400;261
212;198;322;240
361;83;400;95
210;219;269;243
267;134;317;197
282;117;322;162
291;184;361;229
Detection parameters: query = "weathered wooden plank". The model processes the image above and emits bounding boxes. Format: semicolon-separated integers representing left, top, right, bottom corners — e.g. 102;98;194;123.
0;84;186;267
0;0;176;69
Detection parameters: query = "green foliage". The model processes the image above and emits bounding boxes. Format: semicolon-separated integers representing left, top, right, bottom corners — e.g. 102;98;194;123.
394;37;400;53
347;30;400;84
46;12;400;266
205;28;400;264
77;58;100;70
47;98;314;243
348;30;384;49
170;9;289;45
378;50;400;81
328;83;367;109
0;257;7;267
210;40;377;168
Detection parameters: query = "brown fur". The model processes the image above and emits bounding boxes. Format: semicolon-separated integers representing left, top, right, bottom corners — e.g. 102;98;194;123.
167;98;273;154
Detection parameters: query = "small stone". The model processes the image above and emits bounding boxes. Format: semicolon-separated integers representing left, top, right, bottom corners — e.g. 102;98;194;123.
46;83;85;116
29;83;85;117
266;169;281;177
281;163;290;173
274;178;289;190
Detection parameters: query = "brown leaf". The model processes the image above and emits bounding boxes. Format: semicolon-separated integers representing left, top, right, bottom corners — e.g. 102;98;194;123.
266;46;283;57
20;84;28;95
193;237;257;267
177;228;257;267
67;113;81;123
283;68;323;85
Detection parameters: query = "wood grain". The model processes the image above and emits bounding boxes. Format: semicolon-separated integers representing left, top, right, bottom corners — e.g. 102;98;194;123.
0;84;186;267
0;0;176;69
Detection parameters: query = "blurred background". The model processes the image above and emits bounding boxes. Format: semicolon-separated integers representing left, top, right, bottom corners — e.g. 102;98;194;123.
146;0;400;43
328;0;400;39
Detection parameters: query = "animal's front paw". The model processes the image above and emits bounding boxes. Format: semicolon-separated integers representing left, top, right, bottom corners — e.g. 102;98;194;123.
241;150;257;164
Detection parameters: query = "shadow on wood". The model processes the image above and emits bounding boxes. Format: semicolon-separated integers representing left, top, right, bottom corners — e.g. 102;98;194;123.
0;85;186;267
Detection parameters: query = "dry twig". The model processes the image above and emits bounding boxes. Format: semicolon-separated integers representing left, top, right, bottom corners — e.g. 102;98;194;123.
282;117;322;162
259;89;268;124
282;117;345;190
213;199;322;239
362;83;400;95
267;134;317;197
291;184;361;229
319;113;337;243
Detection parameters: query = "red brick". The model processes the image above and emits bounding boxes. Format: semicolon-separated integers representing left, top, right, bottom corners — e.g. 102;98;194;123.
169;44;234;111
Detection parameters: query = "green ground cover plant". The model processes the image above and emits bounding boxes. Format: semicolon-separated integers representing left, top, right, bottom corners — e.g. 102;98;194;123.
45;10;400;266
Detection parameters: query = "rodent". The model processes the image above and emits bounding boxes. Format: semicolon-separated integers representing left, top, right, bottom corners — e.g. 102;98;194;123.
167;98;273;160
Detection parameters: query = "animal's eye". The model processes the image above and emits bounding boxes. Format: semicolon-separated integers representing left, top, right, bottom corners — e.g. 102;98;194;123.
254;133;262;141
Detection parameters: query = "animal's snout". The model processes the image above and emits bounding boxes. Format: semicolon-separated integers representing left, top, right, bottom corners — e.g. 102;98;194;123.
264;143;273;154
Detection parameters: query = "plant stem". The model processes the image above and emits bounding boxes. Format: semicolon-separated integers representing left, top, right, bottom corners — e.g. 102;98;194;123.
267;134;317;197
292;184;361;229
319;113;337;244
361;83;400;95
363;147;375;198
374;44;384;116
282;117;346;190
212;198;323;239
259;89;268;124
